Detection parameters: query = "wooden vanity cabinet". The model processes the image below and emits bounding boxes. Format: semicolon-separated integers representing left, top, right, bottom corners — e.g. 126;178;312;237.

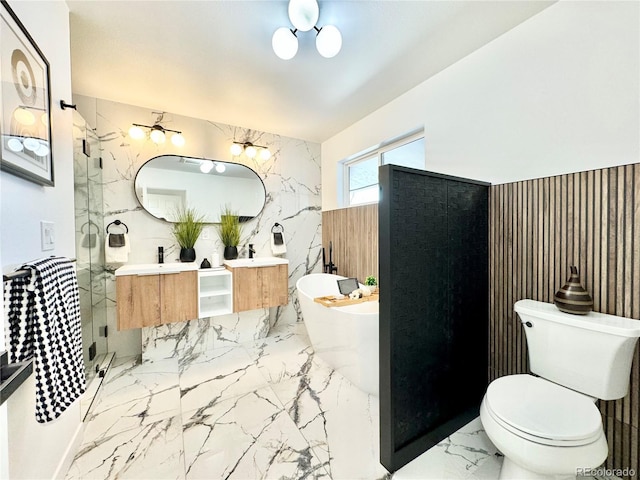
116;270;198;330
230;264;288;313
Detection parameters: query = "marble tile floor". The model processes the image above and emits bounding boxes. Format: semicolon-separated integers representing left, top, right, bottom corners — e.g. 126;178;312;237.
66;322;507;480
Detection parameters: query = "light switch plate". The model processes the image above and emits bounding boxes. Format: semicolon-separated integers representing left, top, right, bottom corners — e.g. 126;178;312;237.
201;227;212;240
41;221;55;251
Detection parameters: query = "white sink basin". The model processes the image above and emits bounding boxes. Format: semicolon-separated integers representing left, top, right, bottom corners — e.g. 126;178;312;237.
224;257;288;268
115;263;199;276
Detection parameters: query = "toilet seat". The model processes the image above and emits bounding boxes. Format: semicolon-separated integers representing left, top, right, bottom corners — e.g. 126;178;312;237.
484;375;603;447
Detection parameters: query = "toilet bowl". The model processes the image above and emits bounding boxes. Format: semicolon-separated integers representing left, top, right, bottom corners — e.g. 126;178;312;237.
480;375;607;479
481;300;640;479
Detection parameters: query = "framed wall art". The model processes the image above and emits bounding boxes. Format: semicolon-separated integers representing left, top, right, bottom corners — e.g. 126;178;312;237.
0;0;53;186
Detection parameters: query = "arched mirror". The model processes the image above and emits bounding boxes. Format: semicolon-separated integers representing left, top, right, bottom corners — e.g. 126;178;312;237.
134;155;266;223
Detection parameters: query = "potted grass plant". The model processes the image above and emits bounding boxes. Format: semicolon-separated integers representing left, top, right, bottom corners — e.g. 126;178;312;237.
172;206;205;262
216;206;243;260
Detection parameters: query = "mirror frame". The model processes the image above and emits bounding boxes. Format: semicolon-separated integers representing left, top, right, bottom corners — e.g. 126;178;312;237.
133;155;267;223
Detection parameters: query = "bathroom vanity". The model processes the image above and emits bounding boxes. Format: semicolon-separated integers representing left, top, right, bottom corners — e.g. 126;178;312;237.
115;258;288;330
224;258;289;313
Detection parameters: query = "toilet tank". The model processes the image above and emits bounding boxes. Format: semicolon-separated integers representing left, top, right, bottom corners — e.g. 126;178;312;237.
515;299;640;400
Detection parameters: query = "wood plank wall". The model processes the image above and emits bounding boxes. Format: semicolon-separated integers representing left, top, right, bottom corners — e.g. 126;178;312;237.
490;164;640;475
321;204;378;283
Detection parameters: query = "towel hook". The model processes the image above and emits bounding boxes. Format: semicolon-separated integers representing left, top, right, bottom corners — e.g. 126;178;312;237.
271;222;284;234
106;219;129;234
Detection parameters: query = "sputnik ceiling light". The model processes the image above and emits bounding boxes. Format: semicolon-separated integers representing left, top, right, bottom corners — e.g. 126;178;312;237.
230;141;272;160
272;0;342;60
128;112;185;147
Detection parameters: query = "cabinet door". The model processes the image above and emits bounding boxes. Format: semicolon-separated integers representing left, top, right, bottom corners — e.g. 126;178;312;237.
262;264;288;307
116;274;161;330
233;267;262;312
161;271;198;324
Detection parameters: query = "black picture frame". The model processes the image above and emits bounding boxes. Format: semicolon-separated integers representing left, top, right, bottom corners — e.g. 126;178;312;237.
0;0;54;186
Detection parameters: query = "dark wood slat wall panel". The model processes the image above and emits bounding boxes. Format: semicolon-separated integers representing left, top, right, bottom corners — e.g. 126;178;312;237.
489;163;640;475
322;204;378;283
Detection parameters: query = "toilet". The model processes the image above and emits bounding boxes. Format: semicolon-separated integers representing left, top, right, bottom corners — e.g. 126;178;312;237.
480;299;640;479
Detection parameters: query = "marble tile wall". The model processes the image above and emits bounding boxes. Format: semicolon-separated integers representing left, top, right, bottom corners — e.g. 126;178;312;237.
74;95;322;359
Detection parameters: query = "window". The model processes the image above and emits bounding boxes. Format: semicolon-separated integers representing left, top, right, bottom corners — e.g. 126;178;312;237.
348;156;378;205
344;132;425;206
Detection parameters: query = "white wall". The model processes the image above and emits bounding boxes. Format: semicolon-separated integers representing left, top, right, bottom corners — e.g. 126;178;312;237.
0;1;83;478
1;245;7;479
321;1;639;211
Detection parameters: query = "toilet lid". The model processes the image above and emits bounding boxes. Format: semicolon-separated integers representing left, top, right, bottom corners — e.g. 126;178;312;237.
485;375;602;443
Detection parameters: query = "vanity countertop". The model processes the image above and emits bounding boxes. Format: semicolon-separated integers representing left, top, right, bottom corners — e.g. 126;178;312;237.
224;257;289;268
115;263;199;276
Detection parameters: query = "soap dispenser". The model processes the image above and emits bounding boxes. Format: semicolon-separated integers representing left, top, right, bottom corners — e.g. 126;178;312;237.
158;246;164;264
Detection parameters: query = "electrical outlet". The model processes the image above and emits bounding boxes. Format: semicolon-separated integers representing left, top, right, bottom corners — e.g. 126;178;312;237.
201;227;211;240
41;221;55;251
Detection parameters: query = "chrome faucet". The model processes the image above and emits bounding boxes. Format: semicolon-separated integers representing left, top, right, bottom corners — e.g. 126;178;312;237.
248;244;256;259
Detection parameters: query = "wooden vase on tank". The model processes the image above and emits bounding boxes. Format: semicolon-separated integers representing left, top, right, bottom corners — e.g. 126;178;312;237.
553;265;593;315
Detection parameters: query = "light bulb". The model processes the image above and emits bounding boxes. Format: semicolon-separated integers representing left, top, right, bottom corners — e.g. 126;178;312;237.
245;145;257;158
272;27;298;60
14;107;35;125
288;0;318;32
41;113;48;126
259;148;272;161
129;125;145;140
316;25;342;58
7;138;23;152
23;137;40;151
35;143;50;157
215;163;226;173
200;161;214;173
171;132;185;147
150;128;166;144
230;143;243;156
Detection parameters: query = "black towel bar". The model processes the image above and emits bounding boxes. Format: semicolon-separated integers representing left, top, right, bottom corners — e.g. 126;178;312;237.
3;258;77;283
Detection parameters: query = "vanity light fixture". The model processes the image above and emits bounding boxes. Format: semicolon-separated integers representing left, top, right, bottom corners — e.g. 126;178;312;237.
128;113;185;147
272;0;342;59
199;160;226;174
230;141;271;160
199;160;214;173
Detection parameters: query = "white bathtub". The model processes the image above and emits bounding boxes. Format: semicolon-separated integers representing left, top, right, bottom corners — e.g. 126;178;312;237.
296;273;379;396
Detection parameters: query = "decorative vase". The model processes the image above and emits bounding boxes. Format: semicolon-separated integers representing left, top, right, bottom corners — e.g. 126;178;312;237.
554;265;593;315
179;247;196;262
223;245;238;260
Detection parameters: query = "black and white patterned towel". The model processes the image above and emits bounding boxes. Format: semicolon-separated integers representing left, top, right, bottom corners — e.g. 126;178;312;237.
4;256;86;423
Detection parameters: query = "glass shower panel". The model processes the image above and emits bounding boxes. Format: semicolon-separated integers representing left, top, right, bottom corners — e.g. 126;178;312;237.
86;126;107;362
72;110;106;384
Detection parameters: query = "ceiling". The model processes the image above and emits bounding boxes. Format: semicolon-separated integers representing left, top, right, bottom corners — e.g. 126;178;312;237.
67;1;553;143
